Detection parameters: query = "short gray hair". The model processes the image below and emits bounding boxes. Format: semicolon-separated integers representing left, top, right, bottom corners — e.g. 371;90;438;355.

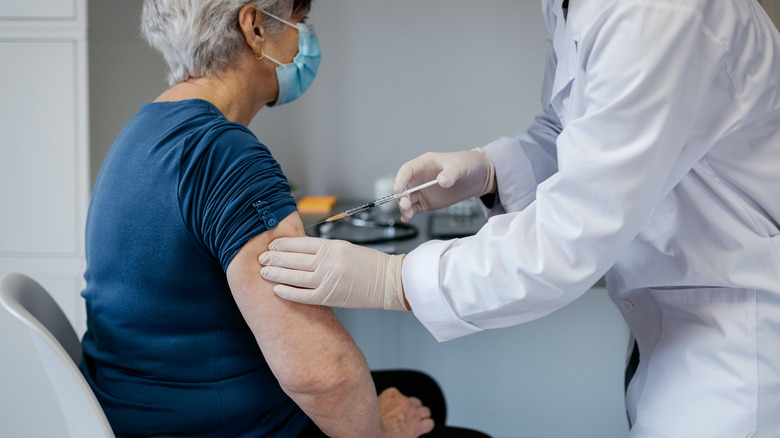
141;0;293;85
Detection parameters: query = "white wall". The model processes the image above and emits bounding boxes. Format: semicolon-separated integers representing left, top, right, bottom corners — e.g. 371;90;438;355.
88;0;168;187
250;0;550;198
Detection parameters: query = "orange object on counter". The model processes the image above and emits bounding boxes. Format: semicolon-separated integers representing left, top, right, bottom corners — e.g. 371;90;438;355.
297;195;337;214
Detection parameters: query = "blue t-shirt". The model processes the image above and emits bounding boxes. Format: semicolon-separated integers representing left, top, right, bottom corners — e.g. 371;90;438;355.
80;99;304;437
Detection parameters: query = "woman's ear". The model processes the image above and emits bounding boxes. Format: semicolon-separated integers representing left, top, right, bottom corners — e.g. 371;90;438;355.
238;4;266;54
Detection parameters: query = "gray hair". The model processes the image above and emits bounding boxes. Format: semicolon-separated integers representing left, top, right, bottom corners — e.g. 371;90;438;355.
141;0;293;85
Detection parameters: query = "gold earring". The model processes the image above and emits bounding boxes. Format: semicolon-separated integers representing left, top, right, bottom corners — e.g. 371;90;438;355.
256;50;265;61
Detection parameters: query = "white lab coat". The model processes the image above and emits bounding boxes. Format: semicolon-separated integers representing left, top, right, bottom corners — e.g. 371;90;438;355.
403;0;780;436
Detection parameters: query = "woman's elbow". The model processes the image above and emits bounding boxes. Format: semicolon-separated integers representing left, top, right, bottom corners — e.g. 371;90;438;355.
275;352;366;397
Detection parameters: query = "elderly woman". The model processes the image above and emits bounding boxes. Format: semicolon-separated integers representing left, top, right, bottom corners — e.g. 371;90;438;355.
78;1;454;437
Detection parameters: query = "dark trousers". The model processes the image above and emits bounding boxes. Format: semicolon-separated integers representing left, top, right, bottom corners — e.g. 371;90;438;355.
624;340;640;429
298;370;490;437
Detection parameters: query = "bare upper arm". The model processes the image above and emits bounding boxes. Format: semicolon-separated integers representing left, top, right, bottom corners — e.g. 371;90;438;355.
225;212;363;388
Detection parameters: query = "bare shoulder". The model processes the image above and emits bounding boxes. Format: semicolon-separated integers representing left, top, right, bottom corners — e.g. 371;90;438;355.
225;212;346;352
225;211;305;304
227;211;304;280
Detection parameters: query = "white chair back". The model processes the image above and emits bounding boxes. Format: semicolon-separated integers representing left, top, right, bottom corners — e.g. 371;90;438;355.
0;273;114;438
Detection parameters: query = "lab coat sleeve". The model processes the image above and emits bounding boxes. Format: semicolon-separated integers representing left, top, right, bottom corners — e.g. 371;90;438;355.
404;2;726;342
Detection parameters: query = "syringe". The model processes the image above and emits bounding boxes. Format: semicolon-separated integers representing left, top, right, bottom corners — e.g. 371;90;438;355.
305;179;439;228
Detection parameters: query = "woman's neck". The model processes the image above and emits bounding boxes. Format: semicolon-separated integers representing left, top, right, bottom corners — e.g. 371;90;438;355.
154;53;276;127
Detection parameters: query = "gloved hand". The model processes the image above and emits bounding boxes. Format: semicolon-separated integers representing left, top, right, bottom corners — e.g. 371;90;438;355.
394;148;496;222
258;236;409;311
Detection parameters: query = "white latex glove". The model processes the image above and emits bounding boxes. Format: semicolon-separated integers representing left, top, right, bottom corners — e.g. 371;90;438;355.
259;236;409;311
394;148;496;222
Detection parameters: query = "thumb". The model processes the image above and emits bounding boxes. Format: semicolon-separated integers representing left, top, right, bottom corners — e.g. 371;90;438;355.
273;284;323;305
436;169;458;189
261;266;316;289
436;153;470;188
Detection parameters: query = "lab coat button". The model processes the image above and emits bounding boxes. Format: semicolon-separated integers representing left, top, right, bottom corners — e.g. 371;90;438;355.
619;300;634;312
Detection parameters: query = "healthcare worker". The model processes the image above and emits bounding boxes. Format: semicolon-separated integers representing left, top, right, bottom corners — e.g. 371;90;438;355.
259;0;780;436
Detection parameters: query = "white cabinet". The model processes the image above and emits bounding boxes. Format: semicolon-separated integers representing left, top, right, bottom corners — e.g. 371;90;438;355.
0;0;89;335
0;0;76;19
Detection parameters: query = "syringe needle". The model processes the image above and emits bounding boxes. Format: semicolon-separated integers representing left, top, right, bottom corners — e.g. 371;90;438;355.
303;179;439;228
304;211;345;229
304;219;328;229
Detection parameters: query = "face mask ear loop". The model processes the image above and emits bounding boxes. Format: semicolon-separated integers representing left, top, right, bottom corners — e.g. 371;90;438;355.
263;53;284;67
260;9;297;28
259;9;298;68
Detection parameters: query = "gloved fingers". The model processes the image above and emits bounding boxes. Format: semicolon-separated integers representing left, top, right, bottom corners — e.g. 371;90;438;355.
258;250;317;271
268;236;327;254
397;192;425;221
398;203;414;222
400;202;425;223
272;284;323;305
396;189;424;210
394;162;416;195
260;265;319;289
397;195;412;211
394;153;440;194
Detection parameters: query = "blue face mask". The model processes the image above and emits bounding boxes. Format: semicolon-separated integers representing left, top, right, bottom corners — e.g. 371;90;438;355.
261;10;321;106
